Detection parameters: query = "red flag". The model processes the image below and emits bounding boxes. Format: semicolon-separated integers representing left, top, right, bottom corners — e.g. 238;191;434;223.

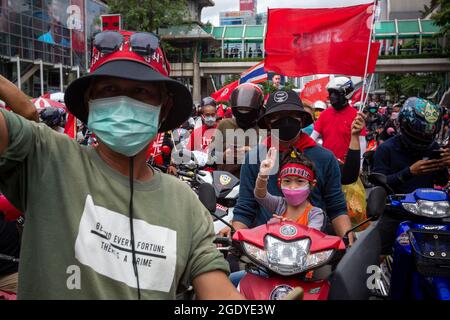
300;76;330;105
64;112;77;139
265;2;376;77
211;80;239;103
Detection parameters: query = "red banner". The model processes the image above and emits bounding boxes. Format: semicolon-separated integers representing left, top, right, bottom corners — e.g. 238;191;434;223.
300;76;330;105
211;80;239;103
64;112;77;139
69;0;86;54
265;3;377;77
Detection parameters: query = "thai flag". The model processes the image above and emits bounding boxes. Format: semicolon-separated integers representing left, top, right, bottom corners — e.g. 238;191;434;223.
239;61;267;84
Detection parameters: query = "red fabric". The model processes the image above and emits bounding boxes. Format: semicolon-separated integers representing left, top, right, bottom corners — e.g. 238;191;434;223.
146;132;165;165
217;104;232;118
186;124;217;152
0;195;22;221
314;105;367;161
300;77;330;105
211;81;239;103
279;163;315;182
263;132;317;153
64;112;77;139
264;4;379;77
32;97;66;110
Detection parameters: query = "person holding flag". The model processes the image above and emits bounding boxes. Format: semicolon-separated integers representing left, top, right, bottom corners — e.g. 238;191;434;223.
311;77;367;162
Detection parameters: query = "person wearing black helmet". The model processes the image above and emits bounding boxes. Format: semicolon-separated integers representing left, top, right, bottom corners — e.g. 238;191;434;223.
0;30;242;300
210;83;264;178
373;97;450;254
228;90;353;242
365;102;384;131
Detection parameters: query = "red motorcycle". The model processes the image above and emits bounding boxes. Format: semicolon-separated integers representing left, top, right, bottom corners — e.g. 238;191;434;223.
198;183;387;300
233;221;344;300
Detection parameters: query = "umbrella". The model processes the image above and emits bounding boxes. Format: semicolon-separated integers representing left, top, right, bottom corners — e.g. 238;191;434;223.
32;97;66;110
49;92;65;103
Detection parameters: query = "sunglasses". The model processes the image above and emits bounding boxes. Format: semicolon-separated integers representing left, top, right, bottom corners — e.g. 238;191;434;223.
93;31;160;57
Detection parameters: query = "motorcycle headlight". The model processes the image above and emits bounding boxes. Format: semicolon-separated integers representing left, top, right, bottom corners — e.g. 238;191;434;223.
242;241;268;266
265;236;310;276
305;250;334;269
242;236;335;276
403;201;450;218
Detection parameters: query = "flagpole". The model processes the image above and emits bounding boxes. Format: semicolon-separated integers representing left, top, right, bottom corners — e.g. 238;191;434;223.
359;0;378;112
363;73;375;106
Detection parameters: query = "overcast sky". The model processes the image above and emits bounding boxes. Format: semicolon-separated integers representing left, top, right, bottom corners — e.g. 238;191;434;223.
201;0;373;25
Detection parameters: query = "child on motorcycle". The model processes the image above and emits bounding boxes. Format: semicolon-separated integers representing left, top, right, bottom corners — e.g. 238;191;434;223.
254;147;324;230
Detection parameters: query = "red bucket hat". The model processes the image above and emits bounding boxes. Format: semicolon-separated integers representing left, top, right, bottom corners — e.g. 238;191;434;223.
64;30;192;132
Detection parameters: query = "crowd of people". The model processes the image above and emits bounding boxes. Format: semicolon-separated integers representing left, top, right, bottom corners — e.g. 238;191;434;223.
0;29;449;300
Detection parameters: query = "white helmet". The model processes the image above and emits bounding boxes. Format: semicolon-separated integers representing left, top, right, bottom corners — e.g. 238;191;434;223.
326;77;354;96
313;100;327;110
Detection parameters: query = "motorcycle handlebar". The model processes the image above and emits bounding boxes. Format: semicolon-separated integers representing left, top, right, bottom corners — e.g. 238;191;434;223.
214;237;232;246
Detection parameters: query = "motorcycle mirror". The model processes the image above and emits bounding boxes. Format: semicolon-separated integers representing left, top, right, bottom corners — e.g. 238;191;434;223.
198;183;217;213
366;187;387;220
198;183;236;233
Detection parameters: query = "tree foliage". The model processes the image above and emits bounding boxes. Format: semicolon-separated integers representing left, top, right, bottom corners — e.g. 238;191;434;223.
107;0;190;33
432;0;450;35
383;73;445;102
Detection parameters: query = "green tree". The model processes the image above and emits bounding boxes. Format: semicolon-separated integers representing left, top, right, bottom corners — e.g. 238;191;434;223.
107;0;189;32
260;80;297;95
223;75;240;86
432;0;450;35
383;73;445;101
421;0;439;18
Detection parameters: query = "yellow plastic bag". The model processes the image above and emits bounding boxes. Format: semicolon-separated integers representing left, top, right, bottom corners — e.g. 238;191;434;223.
342;177;369;231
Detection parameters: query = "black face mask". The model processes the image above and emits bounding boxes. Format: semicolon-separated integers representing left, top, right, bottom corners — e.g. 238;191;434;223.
271;117;302;142
329;91;348;110
400;132;432;155
233;108;258;130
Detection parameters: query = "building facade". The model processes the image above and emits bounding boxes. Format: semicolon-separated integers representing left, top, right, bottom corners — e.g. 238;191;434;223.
0;0;108;97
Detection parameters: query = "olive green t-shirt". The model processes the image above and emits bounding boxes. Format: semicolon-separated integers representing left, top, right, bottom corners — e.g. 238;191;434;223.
0;109;229;299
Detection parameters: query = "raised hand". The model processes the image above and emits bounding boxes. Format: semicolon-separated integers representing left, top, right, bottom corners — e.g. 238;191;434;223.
259;147;277;177
351;112;366;136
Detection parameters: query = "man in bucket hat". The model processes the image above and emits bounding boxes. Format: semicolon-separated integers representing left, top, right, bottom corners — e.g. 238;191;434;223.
0;30;242;299
229;90;353;242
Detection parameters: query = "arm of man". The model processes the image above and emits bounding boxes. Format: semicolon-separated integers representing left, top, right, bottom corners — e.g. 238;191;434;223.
373;143;412;187
193;271;245;300
0;112;8;156
0;75;39;122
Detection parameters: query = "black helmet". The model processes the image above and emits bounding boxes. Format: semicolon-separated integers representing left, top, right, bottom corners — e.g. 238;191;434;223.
399;97;442;150
201;96;217;108
230;83;264;110
229;83;264;130
39;107;66;128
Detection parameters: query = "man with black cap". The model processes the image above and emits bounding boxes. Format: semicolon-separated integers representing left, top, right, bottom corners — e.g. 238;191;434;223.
230;90;353;240
0;30;242;299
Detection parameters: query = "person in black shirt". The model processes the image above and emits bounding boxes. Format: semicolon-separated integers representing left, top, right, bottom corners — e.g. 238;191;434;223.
373;97;450;254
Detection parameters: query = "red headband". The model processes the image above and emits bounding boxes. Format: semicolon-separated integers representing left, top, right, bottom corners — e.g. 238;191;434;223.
278;163;315;183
